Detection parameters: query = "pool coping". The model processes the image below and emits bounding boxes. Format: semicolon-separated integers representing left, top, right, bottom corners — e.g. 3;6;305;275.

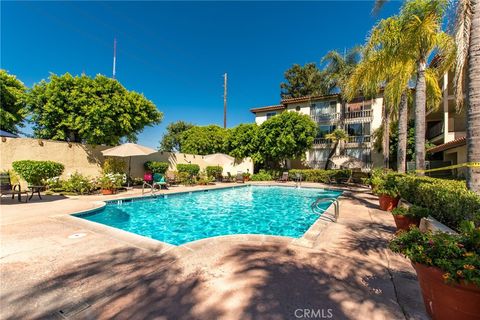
60;183;344;251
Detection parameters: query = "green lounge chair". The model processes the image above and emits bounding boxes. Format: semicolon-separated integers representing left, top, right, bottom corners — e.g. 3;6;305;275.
153;173;168;190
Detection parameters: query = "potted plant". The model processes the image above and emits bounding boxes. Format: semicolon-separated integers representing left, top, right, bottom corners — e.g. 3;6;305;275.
98;173;124;195
243;172;251;182
390;222;480;320
391;205;429;231
372;174;400;211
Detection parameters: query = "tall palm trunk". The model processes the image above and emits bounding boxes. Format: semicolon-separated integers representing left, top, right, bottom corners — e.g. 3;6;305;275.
466;0;480;192
325;141;339;170
397;91;409;173
415;59;427;174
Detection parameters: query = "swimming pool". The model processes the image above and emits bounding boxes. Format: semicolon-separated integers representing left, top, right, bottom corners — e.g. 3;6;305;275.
76;185;342;245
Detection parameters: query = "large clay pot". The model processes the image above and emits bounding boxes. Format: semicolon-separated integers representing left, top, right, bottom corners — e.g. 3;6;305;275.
102;189;114;195
378;194;399;211
413;263;480;320
392;215;420;231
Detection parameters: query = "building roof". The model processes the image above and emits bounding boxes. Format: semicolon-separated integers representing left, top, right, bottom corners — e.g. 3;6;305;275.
281;94;339;104
427;136;466;153
250;104;286;114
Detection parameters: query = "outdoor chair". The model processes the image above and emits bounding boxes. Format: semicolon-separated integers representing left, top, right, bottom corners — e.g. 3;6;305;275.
277;172;289;183
153;173;168;190
223;172;234;183
235;172;244;183
0;172;28;202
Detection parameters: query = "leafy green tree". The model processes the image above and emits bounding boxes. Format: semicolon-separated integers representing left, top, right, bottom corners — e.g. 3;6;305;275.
27;73;162;145
0;70;27;134
258;111;317;166
159;121;194;151
280;63;328;99
180;125;227;155
224;123;261;161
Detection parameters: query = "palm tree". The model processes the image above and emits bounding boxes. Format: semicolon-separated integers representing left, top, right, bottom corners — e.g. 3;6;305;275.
321;47;362;125
453;0;480;192
346;13;447;172
324;128;348;169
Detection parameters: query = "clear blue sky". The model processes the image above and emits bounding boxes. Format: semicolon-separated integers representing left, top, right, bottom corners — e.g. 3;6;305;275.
1;1;401;148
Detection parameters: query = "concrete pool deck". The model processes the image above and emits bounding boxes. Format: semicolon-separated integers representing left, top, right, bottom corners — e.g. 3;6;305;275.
0;182;428;319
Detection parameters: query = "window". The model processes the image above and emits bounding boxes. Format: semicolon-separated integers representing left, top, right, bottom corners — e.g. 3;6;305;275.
266;112;276;119
317;125;336;138
346;123;370;136
310;101;336;116
345;148;371;163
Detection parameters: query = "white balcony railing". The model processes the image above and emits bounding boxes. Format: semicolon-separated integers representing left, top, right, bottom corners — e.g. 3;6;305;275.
346;135;371;144
313;138;333;145
345;110;372;119
310;113;340;122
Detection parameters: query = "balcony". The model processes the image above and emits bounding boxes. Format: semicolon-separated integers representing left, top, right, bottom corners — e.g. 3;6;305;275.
346;135;372;145
313;138;333;145
310;113;340;123
344;110;372;122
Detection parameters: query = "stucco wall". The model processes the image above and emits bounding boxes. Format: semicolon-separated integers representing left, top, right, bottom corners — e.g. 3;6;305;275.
0;138;253;181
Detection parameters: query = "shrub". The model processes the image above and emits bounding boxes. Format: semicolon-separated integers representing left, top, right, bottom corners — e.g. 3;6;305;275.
396;175;480;230
177;171;195;185
97;173;125;190
103;158;126;174
389;222;480;286
206;166;223;179
288;169;352;183
251;169;273;181
12;160;64;185
372;173;400;198
62;172;96;195
144;161;169;174
177;164;200;177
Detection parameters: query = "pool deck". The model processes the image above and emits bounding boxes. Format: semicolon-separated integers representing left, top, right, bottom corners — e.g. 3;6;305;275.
0;182;427;319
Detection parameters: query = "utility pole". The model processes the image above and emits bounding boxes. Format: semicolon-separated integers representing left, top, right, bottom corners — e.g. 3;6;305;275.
112;38;117;79
223;73;227;128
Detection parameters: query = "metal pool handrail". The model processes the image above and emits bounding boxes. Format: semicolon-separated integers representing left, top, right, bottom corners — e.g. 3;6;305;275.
311;197;339;221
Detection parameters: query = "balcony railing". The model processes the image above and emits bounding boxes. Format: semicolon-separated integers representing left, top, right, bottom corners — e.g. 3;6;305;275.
427;121;444;139
310;113;340;122
346;135;371;144
345;110;372;119
313;138;333;145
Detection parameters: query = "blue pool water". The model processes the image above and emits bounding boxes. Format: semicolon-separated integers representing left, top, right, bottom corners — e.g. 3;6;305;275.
77;185;342;245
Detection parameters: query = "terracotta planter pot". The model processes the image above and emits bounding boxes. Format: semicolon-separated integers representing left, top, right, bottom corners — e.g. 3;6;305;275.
413;263;480;320
392;215;420;231
378;194;399;211
101;189;114;195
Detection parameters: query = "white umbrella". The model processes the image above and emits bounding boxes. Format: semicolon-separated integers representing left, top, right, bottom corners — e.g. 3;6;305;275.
102;143;157;186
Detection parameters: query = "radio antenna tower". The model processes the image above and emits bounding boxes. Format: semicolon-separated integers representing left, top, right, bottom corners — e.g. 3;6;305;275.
112;38;117;79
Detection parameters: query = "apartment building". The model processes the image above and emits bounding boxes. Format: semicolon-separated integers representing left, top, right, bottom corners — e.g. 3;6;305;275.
426;70;467;176
250;94;384;169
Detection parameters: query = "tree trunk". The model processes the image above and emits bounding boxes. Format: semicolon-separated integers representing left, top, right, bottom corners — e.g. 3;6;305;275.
466;0;480;192
415;59;427;174
397;90;409;173
382;103;390;169
325;141;339;170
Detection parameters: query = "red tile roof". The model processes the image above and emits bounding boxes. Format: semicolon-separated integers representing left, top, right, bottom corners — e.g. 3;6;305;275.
281;94;339;104
250;105;286;113
427;136;466;153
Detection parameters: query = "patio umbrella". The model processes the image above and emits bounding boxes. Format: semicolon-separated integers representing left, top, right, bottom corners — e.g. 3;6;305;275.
101;143;157;186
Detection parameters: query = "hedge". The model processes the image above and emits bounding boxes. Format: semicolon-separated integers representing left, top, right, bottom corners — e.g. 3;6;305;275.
177;164;200;176
12;160;64;185
206;166;223;178
289;169;352;183
251;170;273;181
144;161;169;174
395;175;480;230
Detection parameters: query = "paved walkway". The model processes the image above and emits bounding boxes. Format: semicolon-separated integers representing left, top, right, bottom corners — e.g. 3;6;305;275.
0;183;427;319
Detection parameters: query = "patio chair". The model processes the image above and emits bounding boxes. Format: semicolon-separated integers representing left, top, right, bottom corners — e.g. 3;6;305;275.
235;172;244;183
277;172;289;183
153;173;168;190
0;172;28;202
223;172;234;183
166;172;179;185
